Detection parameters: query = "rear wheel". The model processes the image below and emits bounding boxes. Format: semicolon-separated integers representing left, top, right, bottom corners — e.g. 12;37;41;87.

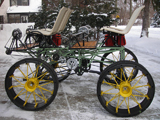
53;60;71;82
38;53;71;82
100;48;138;72
5;58;58;111
97;61;155;117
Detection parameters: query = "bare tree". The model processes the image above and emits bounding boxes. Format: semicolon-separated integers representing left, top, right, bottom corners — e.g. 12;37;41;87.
140;0;150;37
130;0;132;17
141;0;160;37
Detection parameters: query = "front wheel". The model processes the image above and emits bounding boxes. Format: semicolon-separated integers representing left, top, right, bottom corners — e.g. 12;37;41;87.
5;58;59;111
97;61;155;117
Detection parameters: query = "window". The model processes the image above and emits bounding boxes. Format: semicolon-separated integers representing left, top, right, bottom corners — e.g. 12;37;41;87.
21;15;28;23
10;0;29;6
14;14;20;23
11;0;17;6
8;14;20;23
22;0;28;6
0;16;4;24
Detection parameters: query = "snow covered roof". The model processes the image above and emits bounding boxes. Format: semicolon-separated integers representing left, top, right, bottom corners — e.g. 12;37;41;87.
7;0;42;14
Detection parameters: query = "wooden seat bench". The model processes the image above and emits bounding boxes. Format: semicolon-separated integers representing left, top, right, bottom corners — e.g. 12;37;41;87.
71;41;98;49
14;43;39;50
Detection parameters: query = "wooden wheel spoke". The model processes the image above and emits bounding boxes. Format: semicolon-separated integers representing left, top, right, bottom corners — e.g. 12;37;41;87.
23;92;32;106
110;73;119;85
106;92;120;106
9;84;24;90
132;88;149;99
35;65;40;77
39;80;53;87
116;95;120;113
112;53;118;61
39;88;47;103
33;92;38;108
130;94;142;109
110;72;123;83
103;63;109;68
102;80;116;88
125;53;129;59
38;86;53;94
121;68;127;81
34;91;48;103
132;94;149;99
37;71;48;80
27;63;36;78
101;87;116;95
27;63;35;77
27;63;29;80
124;97;130;114
133;74;145;87
10;75;24;86
129;74;144;83
17;67;27;78
133;83;151;89
129;58;134;61
115;93;125;111
13;88;26;100
13;76;25;79
126;68;135;81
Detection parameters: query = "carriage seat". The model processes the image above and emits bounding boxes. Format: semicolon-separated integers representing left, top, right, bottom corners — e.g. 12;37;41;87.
100;6;145;35
30;7;73;36
7;7;73;51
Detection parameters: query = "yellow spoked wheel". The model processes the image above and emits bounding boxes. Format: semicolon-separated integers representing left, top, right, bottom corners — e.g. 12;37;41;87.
5;58;58;111
97;61;155;117
100;48;138;72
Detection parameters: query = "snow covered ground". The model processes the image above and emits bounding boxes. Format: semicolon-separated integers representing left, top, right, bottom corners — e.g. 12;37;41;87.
0;24;160;120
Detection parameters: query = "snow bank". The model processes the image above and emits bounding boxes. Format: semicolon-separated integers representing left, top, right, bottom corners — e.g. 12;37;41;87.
125;26;160;57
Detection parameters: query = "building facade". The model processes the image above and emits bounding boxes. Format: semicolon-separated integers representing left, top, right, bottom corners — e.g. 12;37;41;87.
0;0;86;24
0;0;41;23
0;0;9;23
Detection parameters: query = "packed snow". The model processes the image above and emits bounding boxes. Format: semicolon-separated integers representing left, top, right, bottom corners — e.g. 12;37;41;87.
0;23;160;120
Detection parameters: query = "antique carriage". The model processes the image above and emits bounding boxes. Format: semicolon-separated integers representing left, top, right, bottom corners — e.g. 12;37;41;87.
4;6;155;117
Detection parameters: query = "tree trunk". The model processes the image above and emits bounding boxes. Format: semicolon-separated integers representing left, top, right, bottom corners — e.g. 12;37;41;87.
130;0;132;18
115;0;118;27
140;0;150;37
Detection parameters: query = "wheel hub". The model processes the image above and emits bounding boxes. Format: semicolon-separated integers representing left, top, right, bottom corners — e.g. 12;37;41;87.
25;78;39;92
120;81;132;97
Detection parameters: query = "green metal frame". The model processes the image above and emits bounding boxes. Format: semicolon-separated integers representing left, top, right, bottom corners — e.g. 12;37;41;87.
14;43;126;70
5;30;126;74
